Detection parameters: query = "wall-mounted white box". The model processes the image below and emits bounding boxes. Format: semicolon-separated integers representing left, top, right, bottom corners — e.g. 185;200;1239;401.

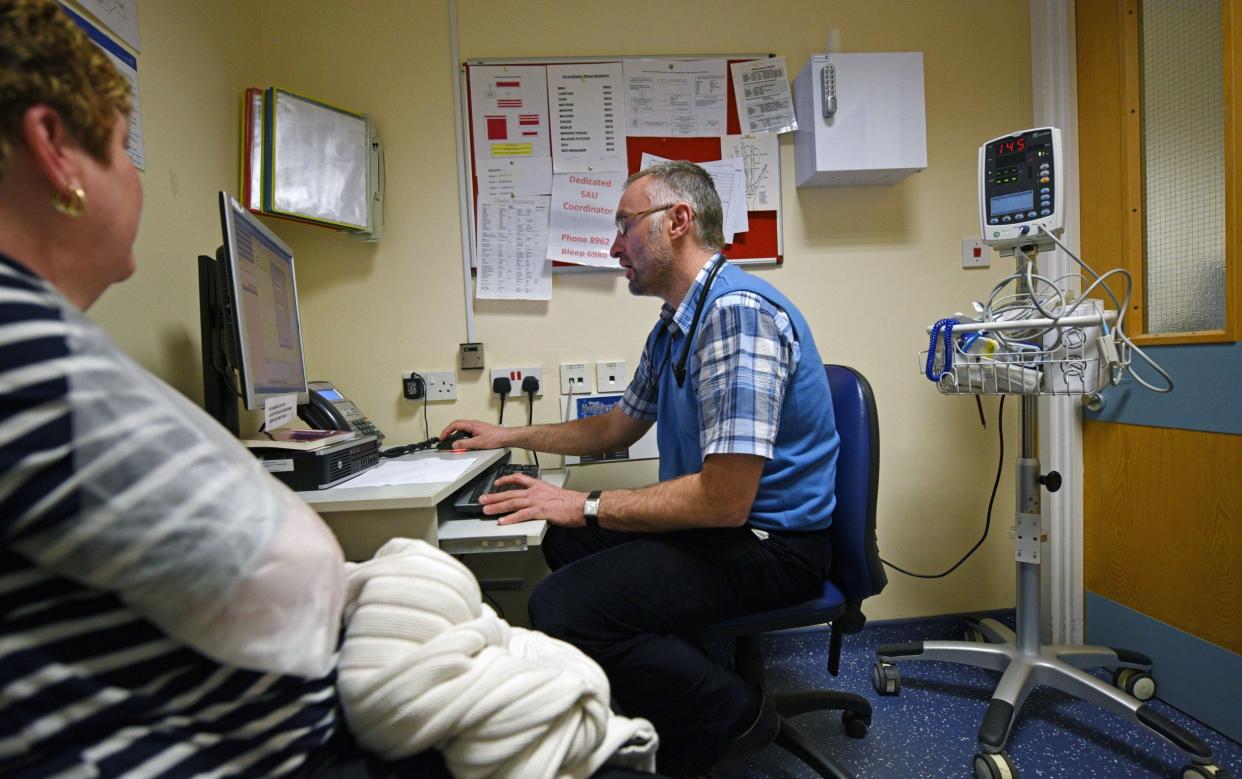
793;52;927;187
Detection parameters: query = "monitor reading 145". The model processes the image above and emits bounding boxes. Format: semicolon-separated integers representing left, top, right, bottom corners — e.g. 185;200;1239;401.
199;192;308;435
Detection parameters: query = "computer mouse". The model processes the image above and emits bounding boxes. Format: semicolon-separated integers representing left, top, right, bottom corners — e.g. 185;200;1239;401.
437;430;472;450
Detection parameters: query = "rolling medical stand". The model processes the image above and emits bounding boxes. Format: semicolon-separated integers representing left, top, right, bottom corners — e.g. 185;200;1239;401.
872;128;1229;779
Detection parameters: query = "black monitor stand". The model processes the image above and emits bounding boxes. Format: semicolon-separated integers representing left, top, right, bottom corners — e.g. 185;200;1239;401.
197;249;239;437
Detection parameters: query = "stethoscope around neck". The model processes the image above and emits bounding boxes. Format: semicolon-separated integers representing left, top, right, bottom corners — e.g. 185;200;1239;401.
671;255;727;388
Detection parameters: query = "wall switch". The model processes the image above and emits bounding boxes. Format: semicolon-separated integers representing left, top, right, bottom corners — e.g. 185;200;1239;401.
459;342;484;370
596;360;628;393
490;366;543;396
421;370;457;401
962;238;991;269
559;362;592;395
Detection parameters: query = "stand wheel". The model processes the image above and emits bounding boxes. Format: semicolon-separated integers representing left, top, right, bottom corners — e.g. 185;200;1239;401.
965;625;987;643
973;751;1018;779
1114;667;1157;701
842;710;869;739
872;661;901;696
1183;764;1234;779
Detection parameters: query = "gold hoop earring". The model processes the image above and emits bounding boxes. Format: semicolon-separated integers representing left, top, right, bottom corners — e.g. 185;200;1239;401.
52;184;87;217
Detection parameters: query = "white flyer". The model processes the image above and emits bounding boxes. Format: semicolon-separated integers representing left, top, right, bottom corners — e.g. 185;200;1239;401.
722;133;779;210
63;5;144;169
624;58;728;137
548;172;626;268
477;158;553;202
730;57;798;135
470;65;550;160
475;197;553;300
640;153;746;242
74;0;140;51
548;62;627;173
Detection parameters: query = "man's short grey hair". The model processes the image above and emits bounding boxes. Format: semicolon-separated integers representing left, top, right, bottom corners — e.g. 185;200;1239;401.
626;161;725;251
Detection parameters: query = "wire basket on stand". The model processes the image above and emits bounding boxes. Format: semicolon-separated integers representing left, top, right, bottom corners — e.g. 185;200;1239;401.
920;310;1124;397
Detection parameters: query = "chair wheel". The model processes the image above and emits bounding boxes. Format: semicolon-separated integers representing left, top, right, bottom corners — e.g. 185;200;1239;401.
1183;763;1234;779
872;660;900;695
973;751;1018;779
1114;667;1157;701
842;710;869;739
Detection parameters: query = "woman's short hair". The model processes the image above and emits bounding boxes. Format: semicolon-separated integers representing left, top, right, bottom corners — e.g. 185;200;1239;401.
627;161;725;251
0;0;132;177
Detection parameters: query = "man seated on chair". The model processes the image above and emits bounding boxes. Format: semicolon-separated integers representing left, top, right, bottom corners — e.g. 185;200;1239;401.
440;160;840;777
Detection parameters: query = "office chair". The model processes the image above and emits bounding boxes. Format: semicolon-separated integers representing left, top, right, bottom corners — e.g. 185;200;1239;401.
696;364;887;779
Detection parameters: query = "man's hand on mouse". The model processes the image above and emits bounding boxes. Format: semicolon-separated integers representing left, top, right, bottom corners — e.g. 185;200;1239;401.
437;420;510;450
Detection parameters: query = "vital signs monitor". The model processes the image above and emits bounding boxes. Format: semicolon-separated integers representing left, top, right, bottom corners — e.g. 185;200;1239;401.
979;127;1063;249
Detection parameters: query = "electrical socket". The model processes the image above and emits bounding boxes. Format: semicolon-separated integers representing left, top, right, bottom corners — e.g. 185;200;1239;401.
490;366;543;396
596;360;628;393
421;370;457;401
559;362;592;395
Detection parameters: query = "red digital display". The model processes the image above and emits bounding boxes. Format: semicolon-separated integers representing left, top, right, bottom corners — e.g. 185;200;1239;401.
997;137;1026;156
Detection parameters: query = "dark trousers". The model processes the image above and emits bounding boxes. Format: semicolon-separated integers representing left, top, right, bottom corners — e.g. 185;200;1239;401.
529;524;832;771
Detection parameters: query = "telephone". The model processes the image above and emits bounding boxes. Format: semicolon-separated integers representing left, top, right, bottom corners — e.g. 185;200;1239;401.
299;380;385;444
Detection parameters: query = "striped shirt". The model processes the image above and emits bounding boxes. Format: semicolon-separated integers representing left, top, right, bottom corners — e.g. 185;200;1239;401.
0;255;339;777
620;256;797;461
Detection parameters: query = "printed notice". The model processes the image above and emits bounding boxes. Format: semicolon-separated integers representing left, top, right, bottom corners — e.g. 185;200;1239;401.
722;133;779;210
548;172;626;268
470;65;550;160
640;153;747;243
476;197;552;300
75;0;140;51
624;58;727;137
477;158;553;202
263;394;298;431
548;62;626;173
730;57;798;135
62;5;144;169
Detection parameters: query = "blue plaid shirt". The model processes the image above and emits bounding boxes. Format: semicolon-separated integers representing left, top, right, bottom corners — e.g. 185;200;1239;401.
620;256;799;461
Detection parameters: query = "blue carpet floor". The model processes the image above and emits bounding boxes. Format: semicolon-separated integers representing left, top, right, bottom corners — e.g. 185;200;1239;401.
737;613;1241;778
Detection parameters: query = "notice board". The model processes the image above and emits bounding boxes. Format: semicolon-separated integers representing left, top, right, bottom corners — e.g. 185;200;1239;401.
461;55;783;271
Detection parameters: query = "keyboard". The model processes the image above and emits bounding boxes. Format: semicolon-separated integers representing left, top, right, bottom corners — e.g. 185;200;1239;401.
453;462;540;516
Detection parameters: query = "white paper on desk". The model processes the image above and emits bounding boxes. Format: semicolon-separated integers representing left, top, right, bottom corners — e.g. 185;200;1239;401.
624;58;727;137
476;196;552;300
722;133;778;211
336;456;480;489
643;153;747;242
548;62;627;174
730;57;798;135
477;158;552;203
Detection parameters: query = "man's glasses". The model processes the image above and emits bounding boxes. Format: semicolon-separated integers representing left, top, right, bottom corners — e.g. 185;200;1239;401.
614;204;675;236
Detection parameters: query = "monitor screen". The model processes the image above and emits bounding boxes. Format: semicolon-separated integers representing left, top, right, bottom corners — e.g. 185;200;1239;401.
218;192;308;410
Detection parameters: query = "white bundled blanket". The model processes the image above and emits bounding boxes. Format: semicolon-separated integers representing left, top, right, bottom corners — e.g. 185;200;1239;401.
337;538;659;778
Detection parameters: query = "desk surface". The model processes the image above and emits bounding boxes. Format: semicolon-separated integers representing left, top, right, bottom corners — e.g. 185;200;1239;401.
297;448;558;555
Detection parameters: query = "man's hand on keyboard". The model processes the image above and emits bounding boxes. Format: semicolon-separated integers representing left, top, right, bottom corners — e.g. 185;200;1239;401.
482;474;590;528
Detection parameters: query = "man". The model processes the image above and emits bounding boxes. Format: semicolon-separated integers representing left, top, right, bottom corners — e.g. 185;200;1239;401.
441;160;839;776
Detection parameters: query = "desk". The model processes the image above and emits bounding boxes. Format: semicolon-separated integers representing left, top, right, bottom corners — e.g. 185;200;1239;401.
297;448;557;560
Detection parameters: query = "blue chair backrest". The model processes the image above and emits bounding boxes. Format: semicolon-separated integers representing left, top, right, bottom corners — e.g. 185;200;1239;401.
825;365;887;605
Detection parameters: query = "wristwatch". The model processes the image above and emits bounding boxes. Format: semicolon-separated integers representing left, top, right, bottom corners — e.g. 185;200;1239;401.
583;490;602;528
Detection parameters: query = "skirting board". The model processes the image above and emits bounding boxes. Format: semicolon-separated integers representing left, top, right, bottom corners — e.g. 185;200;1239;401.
1086;591;1242;743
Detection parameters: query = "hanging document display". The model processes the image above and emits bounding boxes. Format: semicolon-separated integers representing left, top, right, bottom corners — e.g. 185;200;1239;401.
240;87;383;241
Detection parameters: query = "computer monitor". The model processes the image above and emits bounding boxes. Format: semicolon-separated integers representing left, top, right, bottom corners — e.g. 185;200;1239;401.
199;192;308;435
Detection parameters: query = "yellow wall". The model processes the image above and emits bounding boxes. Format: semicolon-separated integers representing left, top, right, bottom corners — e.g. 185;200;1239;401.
87;0;1035;621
